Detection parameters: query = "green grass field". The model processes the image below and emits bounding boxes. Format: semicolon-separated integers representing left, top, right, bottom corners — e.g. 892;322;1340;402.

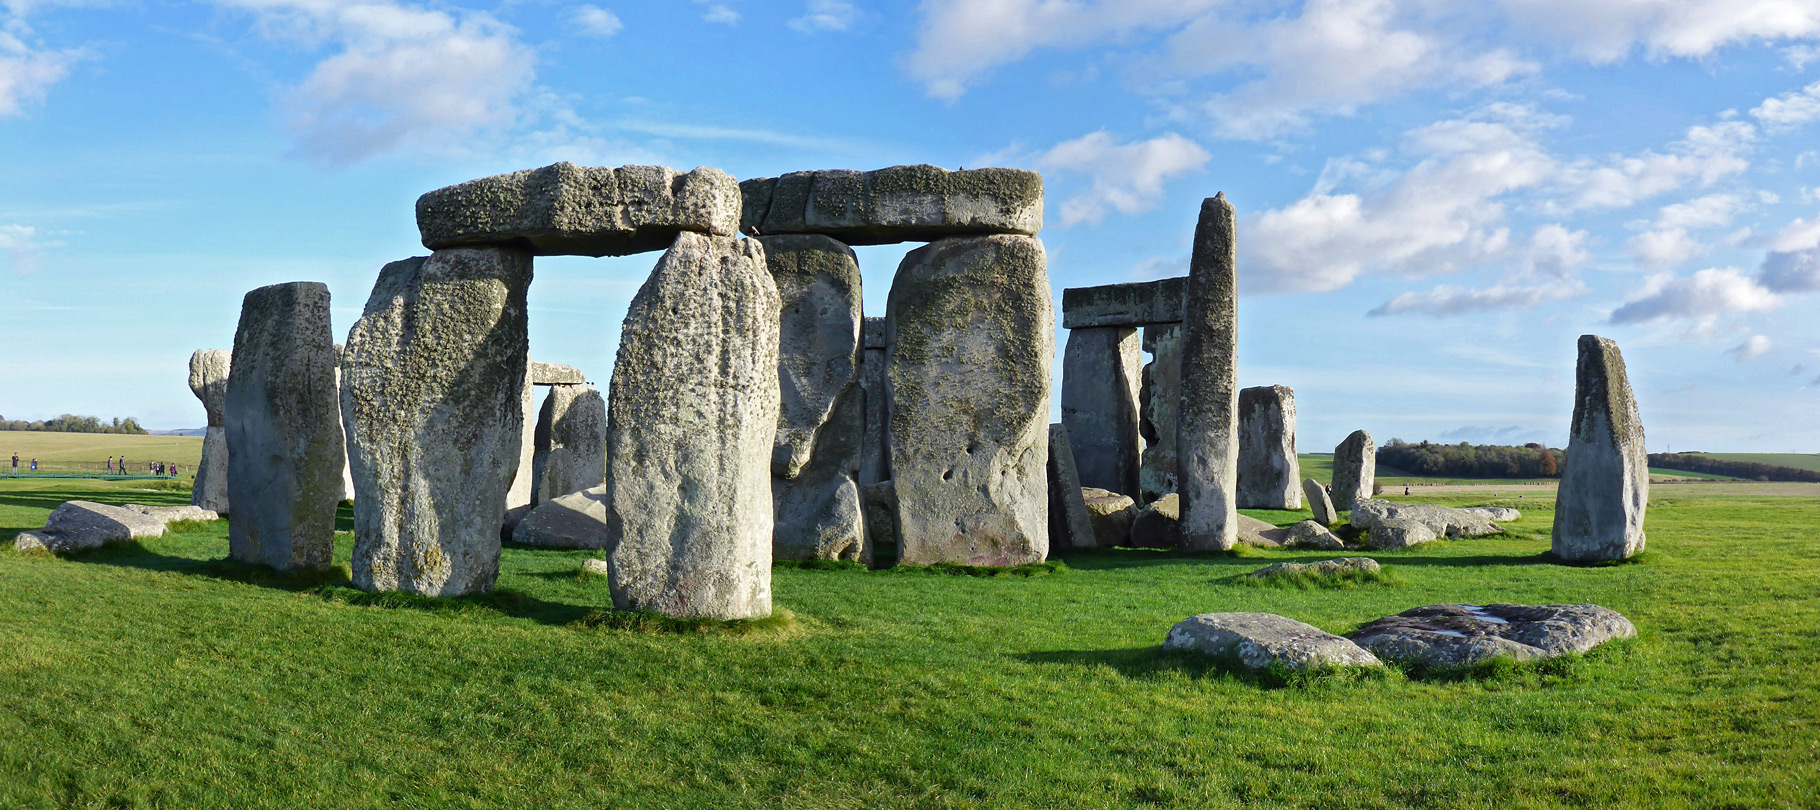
2;478;1815;808
1690;452;1820;473
0;431;203;470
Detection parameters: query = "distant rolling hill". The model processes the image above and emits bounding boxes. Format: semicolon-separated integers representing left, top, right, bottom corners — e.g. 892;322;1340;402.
148;428;207;437
1689;453;1820;473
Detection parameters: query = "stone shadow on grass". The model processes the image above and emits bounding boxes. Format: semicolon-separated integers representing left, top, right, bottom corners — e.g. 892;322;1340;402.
1017;646;1391;690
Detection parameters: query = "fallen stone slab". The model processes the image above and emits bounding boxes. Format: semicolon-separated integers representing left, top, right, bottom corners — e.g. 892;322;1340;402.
530;361;586;385
1237;513;1291;548
13;501;167;553
1060;277;1186;329
742;165;1043;246
1366;518;1438;550
1247;557;1382;580
1554;334;1648;562
1349;603;1636;669
125;504;220;526
1287;519;1344;550
513;485;609;549
1463;506;1521;522
1350;499;1503;537
1082;487;1135;548
1165;612;1382;672
1304;478;1336;527
417;162;740;256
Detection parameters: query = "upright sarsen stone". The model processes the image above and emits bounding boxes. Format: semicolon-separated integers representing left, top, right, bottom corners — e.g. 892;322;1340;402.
1333;430;1376;511
1553;335;1648;561
344;248;532;597
606;233;779;619
1139;324;1182;504
1177;194;1239;551
225;282;345;571
532;384;607;503
886;235;1052;566
1237;385;1300;509
187;349;231;513
1062;326;1143;496
1047;423;1097;551
504;372;536;527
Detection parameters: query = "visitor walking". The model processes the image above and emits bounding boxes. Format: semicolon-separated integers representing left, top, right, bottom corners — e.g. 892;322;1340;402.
107;456;114;474
30;458;37;472
10;453;16;476
119;456;126;476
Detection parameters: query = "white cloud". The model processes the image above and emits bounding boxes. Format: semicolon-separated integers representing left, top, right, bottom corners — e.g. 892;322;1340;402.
789;0;857;33
571;5;623;38
1032;131;1210;226
1497;0;1820;62
0;8;84;117
1609;267;1780;326
700;3;739;25
1786;44;1820;69
1525;223;1588;277
212;0;537;166
1760;247;1820;292
1553;121;1755;210
1653;192;1746;229
1730;335;1772;362
0;223;53;274
1367;279;1589;317
1751;80;1820;132
1629;228;1703;268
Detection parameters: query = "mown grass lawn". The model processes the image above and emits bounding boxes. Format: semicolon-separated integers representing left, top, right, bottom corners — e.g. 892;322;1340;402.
1;480;1815;808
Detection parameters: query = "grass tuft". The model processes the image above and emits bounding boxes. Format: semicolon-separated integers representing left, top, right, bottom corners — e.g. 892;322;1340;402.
1231;566;1405;590
570;607;798;636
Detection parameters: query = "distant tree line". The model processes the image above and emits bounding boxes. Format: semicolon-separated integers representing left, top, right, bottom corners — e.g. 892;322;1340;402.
1379;439;1563;479
0;414;148;435
1648;453;1820;482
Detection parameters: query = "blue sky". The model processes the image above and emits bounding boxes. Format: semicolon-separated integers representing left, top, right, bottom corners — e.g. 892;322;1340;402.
2;0;1819;452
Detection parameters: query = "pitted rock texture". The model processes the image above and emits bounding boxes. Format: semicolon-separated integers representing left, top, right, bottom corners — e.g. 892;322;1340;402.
226;282;345;572
1350;499;1503;537
606;233;779;619
1082;487;1135;549
1062;326;1143;497
1178;194;1239;551
1165;612;1382;671
1350;603;1636;669
188;349;231;426
532;384;607;504
774;388;866;563
417;162;739;256
1554;335;1648;562
885;235;1052;567
1237;385;1300;510
1287;519;1344;550
1046;424;1097;551
530;361;586;385
513;485;609;549
1304;479;1336;527
1060;277;1186;329
12;501;166;553
193;426;230;514
1366;518;1438;550
344;248;532;597
741;166;1043;246
1332;430;1376;511
1247;556;1381;580
1138;323;1181;504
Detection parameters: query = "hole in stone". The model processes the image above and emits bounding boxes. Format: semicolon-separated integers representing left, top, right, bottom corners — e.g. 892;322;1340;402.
941;469;953;481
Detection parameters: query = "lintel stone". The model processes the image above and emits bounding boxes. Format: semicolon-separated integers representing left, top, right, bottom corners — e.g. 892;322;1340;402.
1061;277;1186;329
741;165;1042;246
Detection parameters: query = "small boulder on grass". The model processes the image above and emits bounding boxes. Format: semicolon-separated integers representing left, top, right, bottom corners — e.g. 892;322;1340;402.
580;558;611;578
1130;494;1181;549
1349;603;1635;669
13;501;167;553
1366;518;1437;550
1081;488;1135;548
1165;612;1381;672
1287;520;1344;550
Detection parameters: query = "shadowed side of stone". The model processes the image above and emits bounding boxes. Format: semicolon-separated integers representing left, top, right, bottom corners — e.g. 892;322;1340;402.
417;163;740;256
1553;335;1648;562
1304;479;1336;526
514;485;609;549
1349;603;1636;669
741;166;1042;246
532;384;607;505
1138;324;1181;504
1236;384;1299;510
1062;326;1143;497
1046;424;1097;551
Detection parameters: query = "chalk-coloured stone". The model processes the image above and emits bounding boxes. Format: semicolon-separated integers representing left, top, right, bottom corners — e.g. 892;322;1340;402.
188;350;232;513
1062;326;1143;496
1304;479;1336;526
1350;603;1636;669
1060;277;1186;329
1082;488;1135;548
1332;430;1376;511
344;248;532;597
742;165;1043;246
1349;499;1502;537
333;348;355;503
858;317;890;487
532;384;607;504
417;163;739;256
1237;385;1300;510
530;361;586;385
125;504;219;526
1046;423;1097;551
1366;518;1438;550
12;500;166;553
1178;194;1239;551
504;372;537;528
1465;506;1522;522
226;282;345;571
1287;520;1344;550
513;485;609;549
188;349;231;425
774;388;866;562
606;233;778;619
886;235;1052;566
1554;335;1649;562
1139;323;1181;504
1165;612;1382;671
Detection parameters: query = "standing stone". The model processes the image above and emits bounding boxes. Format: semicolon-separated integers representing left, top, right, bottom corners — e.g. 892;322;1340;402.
762;234;866;563
344;248;532;597
606;233;779;619
1177;194;1239;552
1303;478;1336;526
225;282;345;571
1553;335;1648;562
504;372;537;528
187;349;231;513
862;480;897;566
1046;423;1097;551
1333;430;1376;511
333;344;355;503
1236;385;1300;510
532;384;607;503
886;235;1052;567
1139;323;1181;504
1062;326;1143;496
858;317;890;487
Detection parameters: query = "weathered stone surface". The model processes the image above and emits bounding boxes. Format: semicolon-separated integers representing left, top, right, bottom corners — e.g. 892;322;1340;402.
12;500;166;552
1046;424;1097;551
1139;323;1181;504
1554;335;1648;562
1237;385;1300;510
1236;513;1292;548
1062;326;1143;496
1165;612;1382;671
886;235;1052;566
858;317;890;488
1130;492;1180;549
1060;277;1186;329
1304;479;1336;526
530;361;586;385
344;248;532;597
1248;556;1381;580
1332;430;1376;511
125;504;219;526
532;384;607;503
606;233;778;618
742;165;1043;246
1178;194;1239;551
581;557;611;577
1082;487;1135;548
513;485;609;549
1288;520;1344;550
226;282;345;572
188;349;231;426
1464;506;1522;522
417;163;740;256
774;389;866;562
193;426;229;514
862;480;897;564
1350;499;1503;537
504;372;537;528
1350;603;1636;669
1366;518;1438;550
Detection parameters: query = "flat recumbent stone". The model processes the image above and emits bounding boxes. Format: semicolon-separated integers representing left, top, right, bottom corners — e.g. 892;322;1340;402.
416;162;740;257
1165;612;1382;672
